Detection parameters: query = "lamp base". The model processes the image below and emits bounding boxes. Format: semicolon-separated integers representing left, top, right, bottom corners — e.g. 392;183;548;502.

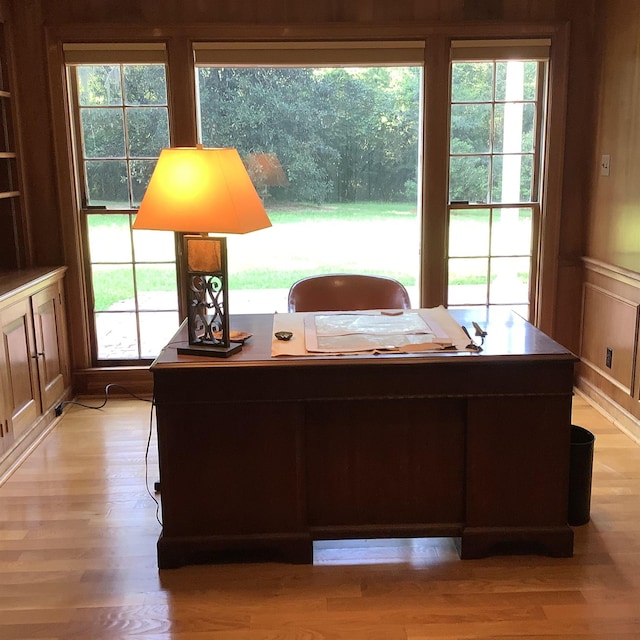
177;342;242;358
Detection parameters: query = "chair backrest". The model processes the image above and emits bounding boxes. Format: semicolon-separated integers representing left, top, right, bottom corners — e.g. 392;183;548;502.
287;273;411;313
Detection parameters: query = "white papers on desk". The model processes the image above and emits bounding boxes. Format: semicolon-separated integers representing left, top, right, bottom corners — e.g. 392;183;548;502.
304;310;453;353
270;307;469;357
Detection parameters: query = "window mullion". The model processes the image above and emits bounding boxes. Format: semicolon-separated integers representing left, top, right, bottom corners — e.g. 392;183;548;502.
422;35;450;307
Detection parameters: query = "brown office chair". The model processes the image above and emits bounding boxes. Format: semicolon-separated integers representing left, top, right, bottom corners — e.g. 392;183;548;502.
287;273;411;312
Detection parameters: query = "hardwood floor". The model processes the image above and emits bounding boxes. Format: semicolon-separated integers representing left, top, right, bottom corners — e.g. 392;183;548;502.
0;393;638;639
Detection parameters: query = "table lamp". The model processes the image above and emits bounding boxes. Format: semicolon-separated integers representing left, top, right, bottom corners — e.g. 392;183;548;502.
133;145;271;357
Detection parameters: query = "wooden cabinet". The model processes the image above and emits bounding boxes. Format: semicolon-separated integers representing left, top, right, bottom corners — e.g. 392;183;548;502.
32;282;68;412
0;357;9;457
0;295;39;440
0;268;69;478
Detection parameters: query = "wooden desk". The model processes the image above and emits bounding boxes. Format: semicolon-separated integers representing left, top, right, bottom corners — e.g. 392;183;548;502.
151;308;577;569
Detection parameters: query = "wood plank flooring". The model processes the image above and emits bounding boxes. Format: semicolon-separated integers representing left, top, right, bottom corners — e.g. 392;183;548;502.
0;393;638;639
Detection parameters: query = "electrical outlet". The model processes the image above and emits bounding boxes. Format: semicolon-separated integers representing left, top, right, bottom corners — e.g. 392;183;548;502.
601;154;611;176
605;347;613;369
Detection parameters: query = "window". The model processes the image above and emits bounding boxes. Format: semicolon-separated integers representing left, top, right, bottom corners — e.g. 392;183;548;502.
446;40;549;319
60;37;558;365
194;42;424;313
65;45;179;363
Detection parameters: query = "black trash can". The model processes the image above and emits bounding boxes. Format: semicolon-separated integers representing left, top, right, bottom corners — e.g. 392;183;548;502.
568;425;595;526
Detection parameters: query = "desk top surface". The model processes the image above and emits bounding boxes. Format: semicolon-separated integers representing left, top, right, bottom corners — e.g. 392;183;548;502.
151;307;577;371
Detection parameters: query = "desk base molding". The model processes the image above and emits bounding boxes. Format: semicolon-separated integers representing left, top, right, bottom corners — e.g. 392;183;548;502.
157;523;575;569
309;523;462;539
158;532;314;569
458;525;574;559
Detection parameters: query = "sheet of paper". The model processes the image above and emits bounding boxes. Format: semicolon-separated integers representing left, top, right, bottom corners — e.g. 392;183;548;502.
313;312;431;337
271;307;469;356
305;311;447;353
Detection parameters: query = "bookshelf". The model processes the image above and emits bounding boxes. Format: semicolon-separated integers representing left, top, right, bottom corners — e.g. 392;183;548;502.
0;17;24;269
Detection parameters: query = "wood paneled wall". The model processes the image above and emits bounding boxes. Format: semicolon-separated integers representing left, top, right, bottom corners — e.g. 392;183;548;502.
588;1;640;274
578;260;640;442
18;1;583;25
1;0;598;383
576;1;640;439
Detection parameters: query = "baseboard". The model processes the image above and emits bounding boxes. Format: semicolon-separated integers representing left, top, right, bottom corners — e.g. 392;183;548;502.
575;379;640;445
72;366;153;397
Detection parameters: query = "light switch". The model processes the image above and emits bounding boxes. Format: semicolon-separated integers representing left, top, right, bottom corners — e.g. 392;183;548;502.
601;154;611;176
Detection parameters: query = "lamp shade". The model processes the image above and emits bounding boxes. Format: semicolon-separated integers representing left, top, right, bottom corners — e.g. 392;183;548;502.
132;146;272;234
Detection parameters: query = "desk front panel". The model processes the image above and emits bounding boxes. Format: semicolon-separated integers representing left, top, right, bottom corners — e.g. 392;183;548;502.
305;397;465;528
157;401;305;538
466;394;573;528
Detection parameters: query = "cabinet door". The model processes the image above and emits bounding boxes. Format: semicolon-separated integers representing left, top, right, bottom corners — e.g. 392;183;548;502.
32;282;68;412
0;298;40;441
0;339;12;456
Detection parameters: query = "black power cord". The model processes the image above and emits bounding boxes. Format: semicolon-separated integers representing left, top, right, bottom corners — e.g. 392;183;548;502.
55;383;162;527
144;399;163;527
56;383;152;413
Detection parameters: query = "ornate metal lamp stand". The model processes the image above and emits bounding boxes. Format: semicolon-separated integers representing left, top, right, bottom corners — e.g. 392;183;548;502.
177;235;241;358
